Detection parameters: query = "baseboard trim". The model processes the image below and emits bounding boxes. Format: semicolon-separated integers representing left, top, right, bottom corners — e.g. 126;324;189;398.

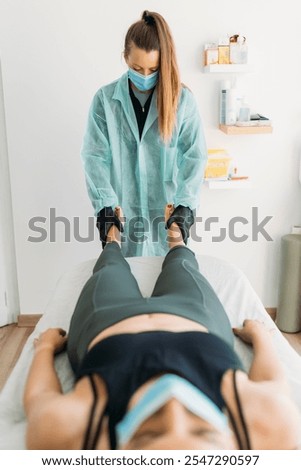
17;314;42;328
265;308;277;321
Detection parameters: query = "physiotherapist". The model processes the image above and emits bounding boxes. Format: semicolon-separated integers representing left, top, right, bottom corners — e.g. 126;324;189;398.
81;10;207;256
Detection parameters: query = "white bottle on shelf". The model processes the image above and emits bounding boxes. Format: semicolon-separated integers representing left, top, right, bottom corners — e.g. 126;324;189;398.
238;97;251;122
225;85;238;125
237;35;248;64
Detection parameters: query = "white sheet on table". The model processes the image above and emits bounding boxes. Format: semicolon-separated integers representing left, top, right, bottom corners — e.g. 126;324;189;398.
0;255;301;449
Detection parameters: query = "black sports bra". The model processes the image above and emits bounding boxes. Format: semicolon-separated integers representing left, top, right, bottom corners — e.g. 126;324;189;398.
76;331;249;449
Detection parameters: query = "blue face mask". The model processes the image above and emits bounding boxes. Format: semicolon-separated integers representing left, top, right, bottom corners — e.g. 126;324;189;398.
116;374;230;448
128;68;158;91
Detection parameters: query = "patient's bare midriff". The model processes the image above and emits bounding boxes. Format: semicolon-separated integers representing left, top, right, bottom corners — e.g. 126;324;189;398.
88;313;208;350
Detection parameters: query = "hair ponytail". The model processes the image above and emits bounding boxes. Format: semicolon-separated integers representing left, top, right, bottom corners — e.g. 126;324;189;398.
124;11;181;143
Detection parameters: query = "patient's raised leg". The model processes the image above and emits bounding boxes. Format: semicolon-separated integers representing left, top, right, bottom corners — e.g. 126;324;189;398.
165;204;185;250
151;205;233;345
105;206;124;247
91;207;143;301
152;203;211;304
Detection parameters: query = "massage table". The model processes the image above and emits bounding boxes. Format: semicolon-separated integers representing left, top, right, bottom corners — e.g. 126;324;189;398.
0;254;301;449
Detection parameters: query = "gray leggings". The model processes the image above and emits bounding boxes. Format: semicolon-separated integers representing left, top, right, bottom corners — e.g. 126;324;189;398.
67;243;234;372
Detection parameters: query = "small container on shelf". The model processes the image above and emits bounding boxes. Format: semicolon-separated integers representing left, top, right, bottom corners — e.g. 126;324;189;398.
204;149;232;180
228;165;249;181
203;43;219;66
229;34;248;64
218;37;230;64
238;99;251;122
225;85;238;125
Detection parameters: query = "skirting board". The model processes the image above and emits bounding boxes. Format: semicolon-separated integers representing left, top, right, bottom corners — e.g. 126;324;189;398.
265;308;277;321
17;314;42;328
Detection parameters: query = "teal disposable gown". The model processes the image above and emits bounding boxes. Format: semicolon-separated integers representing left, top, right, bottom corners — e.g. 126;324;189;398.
81;72;207;256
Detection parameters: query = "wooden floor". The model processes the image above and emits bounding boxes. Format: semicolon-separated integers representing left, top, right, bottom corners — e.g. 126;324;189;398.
0;320;301;392
0;323;35;391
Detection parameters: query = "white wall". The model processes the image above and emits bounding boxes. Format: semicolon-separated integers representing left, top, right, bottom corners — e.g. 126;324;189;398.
0;59;20;324
0;230;8;325
0;0;300;314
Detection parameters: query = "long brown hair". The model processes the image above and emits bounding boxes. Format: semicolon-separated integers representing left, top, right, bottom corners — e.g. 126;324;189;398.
124;10;181;143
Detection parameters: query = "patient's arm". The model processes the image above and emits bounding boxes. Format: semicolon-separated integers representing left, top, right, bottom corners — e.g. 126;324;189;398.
23;328;76;449
233;319;289;392
231;320;301;449
23;328;67;411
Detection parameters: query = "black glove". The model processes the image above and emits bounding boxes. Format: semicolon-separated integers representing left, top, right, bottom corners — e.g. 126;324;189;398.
165;205;195;245
96;206;124;248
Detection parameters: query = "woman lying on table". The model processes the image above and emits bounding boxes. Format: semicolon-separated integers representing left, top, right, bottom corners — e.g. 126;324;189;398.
24;205;301;450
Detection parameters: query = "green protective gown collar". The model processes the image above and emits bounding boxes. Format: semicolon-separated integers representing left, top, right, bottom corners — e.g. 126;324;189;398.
112;73;158;142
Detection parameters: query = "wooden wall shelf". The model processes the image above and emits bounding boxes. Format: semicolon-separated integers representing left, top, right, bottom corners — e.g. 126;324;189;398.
219;124;273;135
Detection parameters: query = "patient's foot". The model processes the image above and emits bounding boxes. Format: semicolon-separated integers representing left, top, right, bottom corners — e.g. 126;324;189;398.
165;204;185;250
106;206;124;247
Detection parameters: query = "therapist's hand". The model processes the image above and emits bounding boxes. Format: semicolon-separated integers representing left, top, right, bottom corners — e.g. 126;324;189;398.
96;206;124;247
165;205;195;244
